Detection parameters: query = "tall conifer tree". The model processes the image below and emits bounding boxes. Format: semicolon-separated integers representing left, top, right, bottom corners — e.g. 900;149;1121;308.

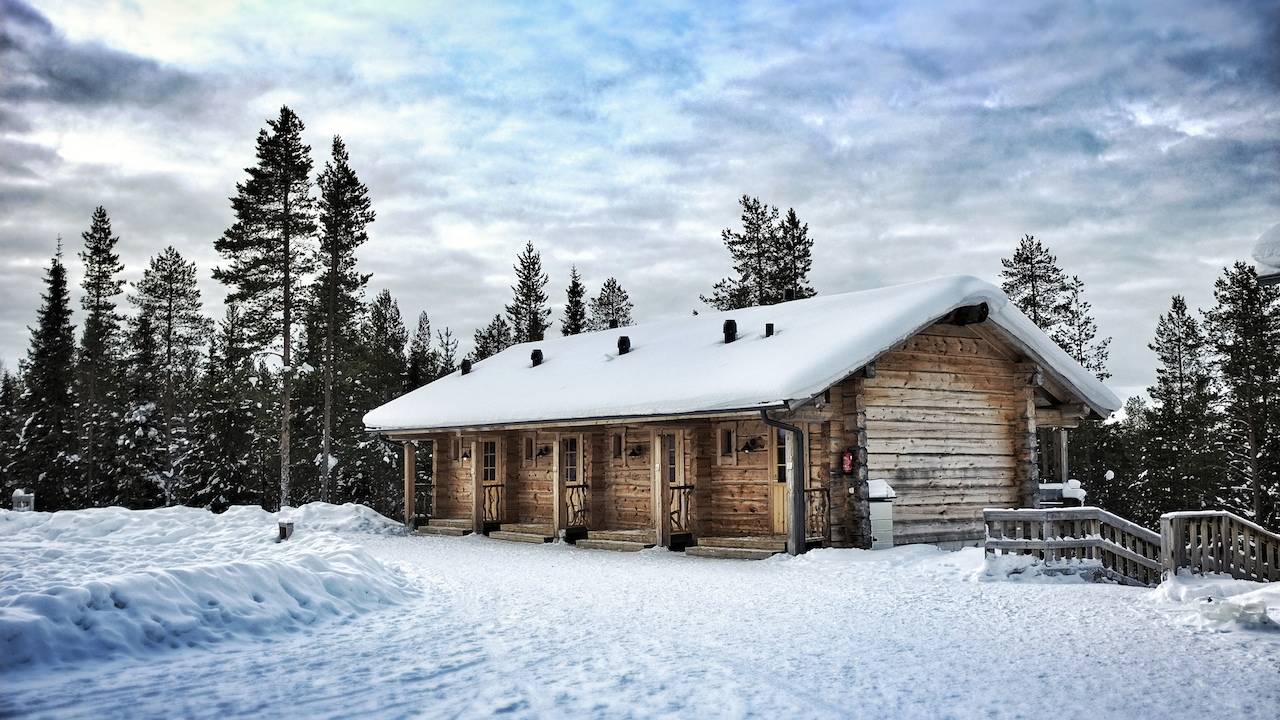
774;208;816;301
213;106;317;509
406;311;437;389
7;245;78;510
77;206;125;504
999;234;1068;332
704;195;781;310
506;241;551;343
588;277;635;331
435;328;459;376
561;266;587;336
471;314;512;361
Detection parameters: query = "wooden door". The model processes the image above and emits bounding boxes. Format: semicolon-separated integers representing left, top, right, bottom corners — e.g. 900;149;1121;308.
561;435;588;528
770;427;788;534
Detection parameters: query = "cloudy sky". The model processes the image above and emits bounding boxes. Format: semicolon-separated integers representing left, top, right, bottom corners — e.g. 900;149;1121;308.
1;0;1276;400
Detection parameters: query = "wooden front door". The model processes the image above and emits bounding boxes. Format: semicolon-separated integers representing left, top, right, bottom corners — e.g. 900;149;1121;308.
770;427;788;534
561;435;588;528
657;432;692;537
480;439;504;524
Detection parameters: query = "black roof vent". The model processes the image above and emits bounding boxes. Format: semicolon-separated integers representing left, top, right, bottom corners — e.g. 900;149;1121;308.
723;319;737;344
460;358;472;375
783;288;796;302
609;318;619;329
617;336;631;355
531;349;543;367
765;322;774;338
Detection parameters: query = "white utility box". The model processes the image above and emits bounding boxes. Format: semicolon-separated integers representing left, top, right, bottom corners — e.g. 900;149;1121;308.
865;479;895;550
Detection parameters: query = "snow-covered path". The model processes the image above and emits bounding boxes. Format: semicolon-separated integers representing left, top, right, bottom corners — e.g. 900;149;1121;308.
6;531;1279;720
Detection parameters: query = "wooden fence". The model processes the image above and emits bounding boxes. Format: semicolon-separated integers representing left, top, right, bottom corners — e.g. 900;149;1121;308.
1161;511;1280;583
983;507;1163;586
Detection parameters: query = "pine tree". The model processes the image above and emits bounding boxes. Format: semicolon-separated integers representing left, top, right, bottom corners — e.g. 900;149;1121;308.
76;206;126;506
999;234;1068;333
110;311;168;508
704;195;781;310
505;241;551;343
343;290;407;513
561;266;587;336
406;311;437;389
213;106;317;508
128;246;210;498
774;208;816;301
471;314;512;362
1138;295;1222;523
312;135;374;502
1053;275;1112;381
181;305;270;511
587;277;635;331
6;245;79;510
1085;397;1151;521
435;328;459;376
364;290;408;406
1203;262;1280;526
0;367;19;488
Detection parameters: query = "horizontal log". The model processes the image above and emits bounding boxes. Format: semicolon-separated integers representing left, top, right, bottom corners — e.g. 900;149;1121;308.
867;454;1018;470
866;422;1012;440
862;387;1020;409
874;352;1017;377
867;438;1015;456
864;370;1018;395
865;406;1014;425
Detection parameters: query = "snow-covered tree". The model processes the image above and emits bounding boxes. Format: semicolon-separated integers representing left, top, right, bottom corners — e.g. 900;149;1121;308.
588;277;634;331
1203;262;1280;526
406;311;437;390
6;245;79;511
506;241;551;343
561;266;587;336
76;206;126;505
999;234;1068;333
471;314;512;362
213;105;317;508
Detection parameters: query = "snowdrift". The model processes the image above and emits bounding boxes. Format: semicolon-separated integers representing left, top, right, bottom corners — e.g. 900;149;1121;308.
0;503;411;671
1152;572;1280;631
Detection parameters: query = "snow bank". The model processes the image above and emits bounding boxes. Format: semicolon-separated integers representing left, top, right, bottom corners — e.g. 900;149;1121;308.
0;504;411;671
971;553;1100;583
1151;572;1280;632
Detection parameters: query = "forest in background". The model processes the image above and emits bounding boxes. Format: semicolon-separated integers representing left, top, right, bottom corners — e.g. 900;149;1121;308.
0;105;1276;529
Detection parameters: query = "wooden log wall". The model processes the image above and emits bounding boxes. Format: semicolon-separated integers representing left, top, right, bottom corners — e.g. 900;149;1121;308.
513;431;556;524
706;419;774;536
431;434;474;519
598;424;653;530
855;323;1024;545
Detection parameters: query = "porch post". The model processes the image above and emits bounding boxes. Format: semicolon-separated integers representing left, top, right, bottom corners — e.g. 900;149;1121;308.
1056;428;1069;483
470;438;483;534
402;441;416;529
653;430;671;547
551;433;564;538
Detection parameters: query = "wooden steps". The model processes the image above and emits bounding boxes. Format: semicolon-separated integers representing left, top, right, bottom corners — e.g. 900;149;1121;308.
685;545;777;560
576;528;657;552
415;518;473;537
490;522;554;544
695;535;787;552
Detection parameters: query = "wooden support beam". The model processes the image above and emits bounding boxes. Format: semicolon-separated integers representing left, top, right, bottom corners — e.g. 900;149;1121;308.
551;433;564;537
403;441;416;529
469;438;482;534
1057;428;1069;483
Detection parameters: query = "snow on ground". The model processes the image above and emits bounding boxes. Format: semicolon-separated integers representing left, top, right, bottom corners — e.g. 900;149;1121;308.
0;504;409;671
3;508;1279;719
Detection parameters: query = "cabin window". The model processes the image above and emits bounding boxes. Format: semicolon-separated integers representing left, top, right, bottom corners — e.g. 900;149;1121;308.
610;431;625;463
481;440;497;482
562;437;580;484
716;423;736;466
774;428;788;483
522;434;535;467
662;433;678;484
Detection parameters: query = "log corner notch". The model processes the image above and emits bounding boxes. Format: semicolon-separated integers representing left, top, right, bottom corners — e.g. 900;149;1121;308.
402;440;416;529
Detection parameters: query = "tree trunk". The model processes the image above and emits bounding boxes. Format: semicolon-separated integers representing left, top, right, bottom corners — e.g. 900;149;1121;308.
280;191;293;511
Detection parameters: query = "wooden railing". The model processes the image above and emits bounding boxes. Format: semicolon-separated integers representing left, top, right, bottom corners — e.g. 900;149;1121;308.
669;484;694;534
565;482;590;529
482;483;504;523
1161;511;1280;583
804;486;830;543
984;507;1163;587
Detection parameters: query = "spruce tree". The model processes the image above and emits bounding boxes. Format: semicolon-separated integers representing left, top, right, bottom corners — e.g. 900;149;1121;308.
704;195;781;310
505;241;551;343
588;277;635;331
312;135;374;502
1138;295;1222;523
561;266;587;336
999;234;1068;333
343;289;407;513
110;311;167;507
7;245;78;510
406;311;437;389
471;314;512;361
1203;262;1280;525
364;290;408;406
0;368;18;489
213;106;317;508
77;206;126;505
128;246;210;497
774;208;816;301
435;328;459;376
1053;275;1111;381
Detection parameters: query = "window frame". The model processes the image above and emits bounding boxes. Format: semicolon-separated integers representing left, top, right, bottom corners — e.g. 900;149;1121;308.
716;422;737;466
481;440;498;482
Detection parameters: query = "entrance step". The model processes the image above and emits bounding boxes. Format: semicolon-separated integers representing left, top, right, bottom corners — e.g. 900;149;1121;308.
427;518;472;530
696;535;787;552
575;538;648;553
415;525;471;537
489;530;553;544
500;522;554;536
685;545;777;560
586;528;657;544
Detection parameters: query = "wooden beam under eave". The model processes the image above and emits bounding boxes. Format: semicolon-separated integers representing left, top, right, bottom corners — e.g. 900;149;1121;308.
402;441;416;529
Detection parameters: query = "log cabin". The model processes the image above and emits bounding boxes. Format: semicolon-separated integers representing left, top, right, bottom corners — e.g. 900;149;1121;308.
364;275;1120;559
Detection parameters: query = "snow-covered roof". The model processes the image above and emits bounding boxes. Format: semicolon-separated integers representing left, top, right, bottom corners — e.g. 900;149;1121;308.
1253;223;1280;283
364;275;1121;433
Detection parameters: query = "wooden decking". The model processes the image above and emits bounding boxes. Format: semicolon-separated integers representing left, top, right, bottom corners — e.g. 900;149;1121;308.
685;535;787;560
490;522;555;544
415;518;473;537
575;528;657;552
